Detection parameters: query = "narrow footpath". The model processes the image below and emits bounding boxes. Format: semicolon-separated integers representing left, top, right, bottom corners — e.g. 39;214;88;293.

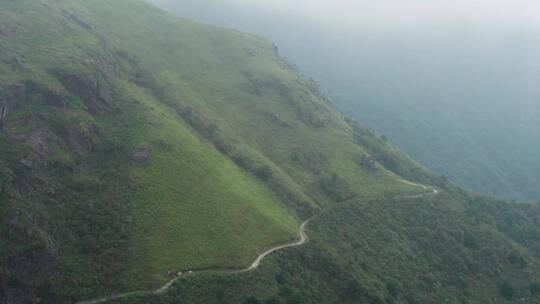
77;180;438;304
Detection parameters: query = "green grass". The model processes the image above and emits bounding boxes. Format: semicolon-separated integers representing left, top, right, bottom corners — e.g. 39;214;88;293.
79;0;423;200
117;81;298;288
0;0;425;301
0;2;535;304
111;194;540;304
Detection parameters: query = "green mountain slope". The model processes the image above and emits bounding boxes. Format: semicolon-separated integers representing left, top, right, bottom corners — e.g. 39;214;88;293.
111;111;540;304
0;1;423;302
147;0;540;202
113;193;540;304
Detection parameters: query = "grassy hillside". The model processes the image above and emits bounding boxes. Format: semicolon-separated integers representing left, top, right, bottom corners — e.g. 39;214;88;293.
148;0;540;202
111;194;540;304
104;78;540;303
5;1;538;304
0;0;423;302
80;0;419;201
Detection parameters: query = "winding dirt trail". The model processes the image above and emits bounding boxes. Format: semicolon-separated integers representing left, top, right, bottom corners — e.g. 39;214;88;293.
76;218;315;304
240;218;312;273
76;181;438;304
399;179;439;197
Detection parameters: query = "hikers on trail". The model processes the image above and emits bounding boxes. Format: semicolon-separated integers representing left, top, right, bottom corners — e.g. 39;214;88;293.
167;270;185;278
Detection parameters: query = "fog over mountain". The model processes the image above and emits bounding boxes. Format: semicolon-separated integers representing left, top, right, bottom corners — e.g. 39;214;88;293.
149;0;540;29
149;0;540;201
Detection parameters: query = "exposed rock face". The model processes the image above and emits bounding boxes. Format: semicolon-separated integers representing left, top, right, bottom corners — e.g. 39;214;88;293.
361;154;377;172
244;73;291;97
247;48;258;57
1;202;59;304
38;112;49;121
266;111;291;128
13;131;51;159
56;72;113;114
132;147;150;163
65;124;99;153
2;82;26;102
0;22;16;36
0;235;59;304
12;55;27;70
0;82;27;129
0;23;8;36
24;81;68;108
62;10;96;32
97;80;113;106
40;89;67;108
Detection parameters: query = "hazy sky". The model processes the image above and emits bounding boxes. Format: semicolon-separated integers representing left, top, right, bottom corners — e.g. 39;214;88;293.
151;0;540;30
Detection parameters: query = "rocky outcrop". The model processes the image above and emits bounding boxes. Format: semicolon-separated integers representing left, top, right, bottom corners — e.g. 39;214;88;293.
132;147;150;163
24;81;68;108
0;23;8;36
0;22;16;36
247;48;258;57
266;111;291;128
62;10;96;32
0;82;27;129
0;233;59;304
13;131;51;159
244;74;291;98
361;154;377;172
1;200;59;304
38;112;49;121
65;124;99;153
56;72;113;114
11;55;27;70
2;82;26;102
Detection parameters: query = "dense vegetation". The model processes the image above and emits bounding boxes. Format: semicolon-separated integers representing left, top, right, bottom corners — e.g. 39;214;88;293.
112;193;540;304
149;0;540;201
0;1;421;303
1;1;539;304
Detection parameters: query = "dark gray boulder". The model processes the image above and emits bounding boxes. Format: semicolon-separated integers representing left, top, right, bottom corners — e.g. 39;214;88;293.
361;154;377;172
38;112;49;121
56;72;113;114
247;48;258;57
25;81;67;108
132;147;150;163
13;130;51;159
159;140;170;150
12;55;27;70
0;22;15;36
65;123;99;153
0;23;8;36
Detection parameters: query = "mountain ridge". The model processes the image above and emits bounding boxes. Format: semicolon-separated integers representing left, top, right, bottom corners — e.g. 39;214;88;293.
0;0;423;302
1;1;540;304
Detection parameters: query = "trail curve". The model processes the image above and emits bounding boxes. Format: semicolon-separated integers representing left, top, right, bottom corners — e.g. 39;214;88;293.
77;180;438;304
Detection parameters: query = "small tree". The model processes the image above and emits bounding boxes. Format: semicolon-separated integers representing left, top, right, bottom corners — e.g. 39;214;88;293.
529;282;540;295
498;281;514;300
255;165;273;181
0;104;8;130
507;251;527;269
385;279;401;298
